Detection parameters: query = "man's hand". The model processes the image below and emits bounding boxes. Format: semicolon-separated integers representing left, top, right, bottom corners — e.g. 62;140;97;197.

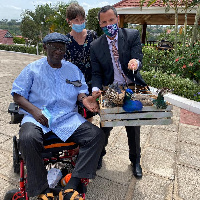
92;90;102;98
128;59;138;71
32;108;49;127
13;93;49;127
83;94;100;113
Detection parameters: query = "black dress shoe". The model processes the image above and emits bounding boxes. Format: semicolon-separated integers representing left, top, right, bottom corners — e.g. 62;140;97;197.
132;162;142;178
97;157;103;170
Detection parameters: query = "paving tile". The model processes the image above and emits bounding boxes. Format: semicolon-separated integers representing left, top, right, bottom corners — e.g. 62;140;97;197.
141;125;152;134
140;125;151;147
171;106;180;125
0;150;12;169
132;174;172;200
148;127;178;152
152;123;178;132
0;163;19;183
97;152;133;184
140;131;150;148
177;142;200;169
0;84;13;96
0;178;18;200
106;126;125;151
97;148;132;184
172;106;180;118
0;133;11;143
142;146;175;179
0;112;12;124
111;125;151;151
0;138;13;152
0;124;20;137
0;96;13;113
86;176;128;200
177;165;200;200
113;130;129;151
179;124;200;145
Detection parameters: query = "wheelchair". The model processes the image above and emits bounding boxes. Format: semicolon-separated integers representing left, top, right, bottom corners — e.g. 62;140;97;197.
4;103;89;200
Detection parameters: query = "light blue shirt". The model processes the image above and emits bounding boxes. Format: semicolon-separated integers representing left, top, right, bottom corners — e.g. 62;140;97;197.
11;57;88;141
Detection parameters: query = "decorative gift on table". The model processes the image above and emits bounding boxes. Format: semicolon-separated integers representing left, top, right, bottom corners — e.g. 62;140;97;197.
99;84;173;127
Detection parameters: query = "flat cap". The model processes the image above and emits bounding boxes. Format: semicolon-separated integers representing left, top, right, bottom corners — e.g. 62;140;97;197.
43;32;68;44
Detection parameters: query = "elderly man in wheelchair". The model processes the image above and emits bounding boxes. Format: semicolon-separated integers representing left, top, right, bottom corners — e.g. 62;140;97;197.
8;32;104;200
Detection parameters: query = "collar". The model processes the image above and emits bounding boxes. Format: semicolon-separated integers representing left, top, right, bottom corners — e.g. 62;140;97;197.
106;32;118;45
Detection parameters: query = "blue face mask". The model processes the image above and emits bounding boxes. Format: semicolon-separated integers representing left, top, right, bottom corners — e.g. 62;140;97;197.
72;22;86;33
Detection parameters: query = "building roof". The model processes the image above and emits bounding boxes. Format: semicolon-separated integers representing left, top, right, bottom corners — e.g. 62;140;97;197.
0;29;13;39
113;0;198;25
113;0;194;8
114;0;163;8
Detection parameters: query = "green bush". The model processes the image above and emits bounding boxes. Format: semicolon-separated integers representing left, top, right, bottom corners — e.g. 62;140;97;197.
13;37;26;44
142;47;175;74
0;44;42;55
142;42;200;84
174;40;200;83
141;70;200;102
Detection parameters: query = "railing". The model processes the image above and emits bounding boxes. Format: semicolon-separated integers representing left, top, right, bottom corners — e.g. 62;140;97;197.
146;40;158;47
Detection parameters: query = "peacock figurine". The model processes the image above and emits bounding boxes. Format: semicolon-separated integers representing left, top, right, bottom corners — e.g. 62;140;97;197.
152;88;170;109
104;83;125;106
122;88;143;112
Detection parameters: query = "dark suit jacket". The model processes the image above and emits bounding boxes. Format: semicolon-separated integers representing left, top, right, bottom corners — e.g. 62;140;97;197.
90;28;147;90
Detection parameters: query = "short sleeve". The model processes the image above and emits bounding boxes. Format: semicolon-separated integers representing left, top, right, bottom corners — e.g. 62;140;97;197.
11;65;33;100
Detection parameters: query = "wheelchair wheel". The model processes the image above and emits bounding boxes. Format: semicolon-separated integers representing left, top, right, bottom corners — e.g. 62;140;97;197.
13;136;20;174
4;189;26;200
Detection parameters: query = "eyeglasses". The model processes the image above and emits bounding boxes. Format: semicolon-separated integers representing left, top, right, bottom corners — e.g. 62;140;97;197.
47;44;66;52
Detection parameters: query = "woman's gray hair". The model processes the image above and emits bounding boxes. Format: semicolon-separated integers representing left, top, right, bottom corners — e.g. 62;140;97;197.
66;3;85;21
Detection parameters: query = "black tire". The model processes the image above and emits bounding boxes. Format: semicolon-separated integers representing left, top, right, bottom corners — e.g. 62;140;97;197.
4;189;26;200
13;136;20;174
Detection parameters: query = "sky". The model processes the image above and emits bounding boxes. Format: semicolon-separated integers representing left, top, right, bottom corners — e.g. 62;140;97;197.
0;0;120;21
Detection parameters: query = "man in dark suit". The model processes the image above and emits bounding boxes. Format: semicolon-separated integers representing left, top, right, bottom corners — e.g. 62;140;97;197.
90;5;147;178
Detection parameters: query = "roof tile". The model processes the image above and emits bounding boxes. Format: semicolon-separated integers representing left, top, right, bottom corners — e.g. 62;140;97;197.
113;0;194;8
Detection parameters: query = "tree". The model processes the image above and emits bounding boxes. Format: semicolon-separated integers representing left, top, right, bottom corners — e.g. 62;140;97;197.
47;2;70;34
178;0;199;53
21;4;55;42
140;0;199;57
191;3;200;45
20;15;39;45
21;4;55;54
0;19;21;35
87;8;103;36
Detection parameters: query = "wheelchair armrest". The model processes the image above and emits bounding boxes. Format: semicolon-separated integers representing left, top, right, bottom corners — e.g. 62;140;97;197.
8;102;19;114
8;103;24;124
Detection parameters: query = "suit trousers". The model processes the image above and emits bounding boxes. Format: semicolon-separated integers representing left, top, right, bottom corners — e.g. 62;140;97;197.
19;121;104;197
100;126;141;163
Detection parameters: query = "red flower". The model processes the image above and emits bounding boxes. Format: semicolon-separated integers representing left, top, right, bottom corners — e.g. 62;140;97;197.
182;65;187;69
199;60;200;63
189;62;193;66
175;58;179;62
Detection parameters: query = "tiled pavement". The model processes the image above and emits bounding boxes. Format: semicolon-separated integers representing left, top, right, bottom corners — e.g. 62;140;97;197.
0;51;200;200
